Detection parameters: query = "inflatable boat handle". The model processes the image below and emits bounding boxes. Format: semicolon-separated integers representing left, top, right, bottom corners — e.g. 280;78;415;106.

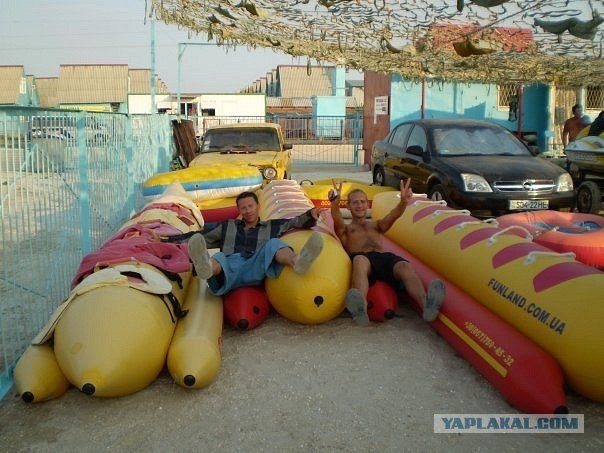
432;209;471;218
487;225;533;245
456;218;498;230
524;250;577;265
410;199;447;207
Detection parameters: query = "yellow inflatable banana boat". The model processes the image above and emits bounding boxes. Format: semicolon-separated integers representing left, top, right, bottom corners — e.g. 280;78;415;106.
258;180;350;325
14;183;205;399
13;343;70;403
372;191;604;403
143;163;263;200
301;178;395;209
53;263;192;397
167;276;223;389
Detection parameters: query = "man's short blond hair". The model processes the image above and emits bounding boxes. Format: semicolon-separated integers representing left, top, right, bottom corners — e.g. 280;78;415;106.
347;188;368;203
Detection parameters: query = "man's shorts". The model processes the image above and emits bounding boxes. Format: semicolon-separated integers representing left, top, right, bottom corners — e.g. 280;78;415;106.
207;238;290;296
349;251;407;290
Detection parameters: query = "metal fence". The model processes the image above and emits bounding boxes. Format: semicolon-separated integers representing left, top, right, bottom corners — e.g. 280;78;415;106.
0;108;361;398
0;107;174;398
185;113;363;165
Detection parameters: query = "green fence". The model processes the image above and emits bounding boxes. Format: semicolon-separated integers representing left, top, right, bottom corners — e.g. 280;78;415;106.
0;107;174;398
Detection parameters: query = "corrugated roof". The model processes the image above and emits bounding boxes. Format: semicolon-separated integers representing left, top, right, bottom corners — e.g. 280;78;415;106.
36;77;59;108
266;96;359;109
128;68;170;94
277;65;333;98
0;65;24;104
58;64;129;104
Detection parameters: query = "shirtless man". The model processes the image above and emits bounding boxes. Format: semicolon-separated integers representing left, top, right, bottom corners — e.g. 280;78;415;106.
562;104;589;147
330;178;445;326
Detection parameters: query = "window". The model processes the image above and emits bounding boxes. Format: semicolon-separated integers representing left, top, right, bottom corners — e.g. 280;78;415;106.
585;86;604;110
498;83;517;110
390;124;412;147
406;125;427;151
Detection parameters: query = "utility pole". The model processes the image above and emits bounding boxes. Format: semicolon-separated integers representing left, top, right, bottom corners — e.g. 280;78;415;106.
150;17;156;113
177;42;219;118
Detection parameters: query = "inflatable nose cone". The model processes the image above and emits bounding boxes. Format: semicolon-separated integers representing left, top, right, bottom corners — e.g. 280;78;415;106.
266;231;349;325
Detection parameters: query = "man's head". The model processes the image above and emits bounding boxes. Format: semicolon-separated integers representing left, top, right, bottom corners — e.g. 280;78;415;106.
572;104;583;117
236;191;260;225
347;189;369;219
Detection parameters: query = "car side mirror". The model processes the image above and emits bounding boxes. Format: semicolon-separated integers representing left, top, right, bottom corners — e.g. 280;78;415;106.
283;143;293;150
406;145;424;156
528;145;541;156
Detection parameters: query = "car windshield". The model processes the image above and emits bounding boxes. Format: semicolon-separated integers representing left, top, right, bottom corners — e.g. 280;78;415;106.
201;129;280;153
433;126;530;156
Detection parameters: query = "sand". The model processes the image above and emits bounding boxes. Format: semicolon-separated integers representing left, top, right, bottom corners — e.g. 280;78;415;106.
1;166;603;452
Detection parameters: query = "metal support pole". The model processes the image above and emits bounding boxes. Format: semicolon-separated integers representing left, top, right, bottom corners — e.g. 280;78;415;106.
177;43;185;118
177;42;221;119
150;17;156;113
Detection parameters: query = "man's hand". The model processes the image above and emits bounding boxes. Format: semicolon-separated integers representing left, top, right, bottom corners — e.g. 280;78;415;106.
329;179;343;203
401;178;413;204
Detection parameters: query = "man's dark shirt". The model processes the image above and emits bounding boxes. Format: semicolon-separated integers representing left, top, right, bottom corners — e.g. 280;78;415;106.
202;209;316;257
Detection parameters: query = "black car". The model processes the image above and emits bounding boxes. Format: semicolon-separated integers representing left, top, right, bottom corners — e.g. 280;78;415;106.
371;119;575;217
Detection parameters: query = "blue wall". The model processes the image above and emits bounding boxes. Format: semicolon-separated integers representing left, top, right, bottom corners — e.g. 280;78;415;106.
312;95;347;138
389;75;550;149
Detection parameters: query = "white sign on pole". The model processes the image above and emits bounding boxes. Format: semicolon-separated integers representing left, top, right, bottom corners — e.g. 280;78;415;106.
374;96;389;124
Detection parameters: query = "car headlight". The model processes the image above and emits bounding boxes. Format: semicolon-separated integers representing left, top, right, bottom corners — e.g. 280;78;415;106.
262;167;278;180
556;173;574;192
461;173;492;192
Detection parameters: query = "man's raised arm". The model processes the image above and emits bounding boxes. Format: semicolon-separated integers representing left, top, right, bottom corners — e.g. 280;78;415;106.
377;178;413;233
330;180;346;240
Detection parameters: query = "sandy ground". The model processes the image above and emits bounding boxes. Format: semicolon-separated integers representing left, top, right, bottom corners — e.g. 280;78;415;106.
1;166;603;452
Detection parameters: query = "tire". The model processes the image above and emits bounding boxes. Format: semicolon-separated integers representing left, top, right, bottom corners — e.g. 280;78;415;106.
428;183;448;204
373;166;385;186
576;181;601;214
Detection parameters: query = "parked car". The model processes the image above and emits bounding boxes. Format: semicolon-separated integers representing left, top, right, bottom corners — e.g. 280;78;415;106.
371;119;575;217
191;122;293;183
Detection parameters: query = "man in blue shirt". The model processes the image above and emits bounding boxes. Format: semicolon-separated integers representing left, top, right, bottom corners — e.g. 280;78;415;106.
188;190;324;296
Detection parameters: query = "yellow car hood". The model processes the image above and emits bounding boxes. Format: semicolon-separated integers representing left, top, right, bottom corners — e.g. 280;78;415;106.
190;151;280;169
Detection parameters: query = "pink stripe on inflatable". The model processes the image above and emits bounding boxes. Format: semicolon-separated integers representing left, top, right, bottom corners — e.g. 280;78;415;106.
459;228;500;250
411;205;442;223
492;243;538;268
533;262;602;292
434;215;470;235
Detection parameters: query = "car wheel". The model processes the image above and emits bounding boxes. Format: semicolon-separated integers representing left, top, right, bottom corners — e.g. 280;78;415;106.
373;166;385;186
576;181;601;214
428;184;448;203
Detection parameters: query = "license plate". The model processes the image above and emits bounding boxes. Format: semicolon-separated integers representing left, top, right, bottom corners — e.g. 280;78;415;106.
508;200;549;210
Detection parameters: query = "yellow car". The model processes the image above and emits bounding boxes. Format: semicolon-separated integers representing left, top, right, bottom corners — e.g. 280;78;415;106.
190;122;293;183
